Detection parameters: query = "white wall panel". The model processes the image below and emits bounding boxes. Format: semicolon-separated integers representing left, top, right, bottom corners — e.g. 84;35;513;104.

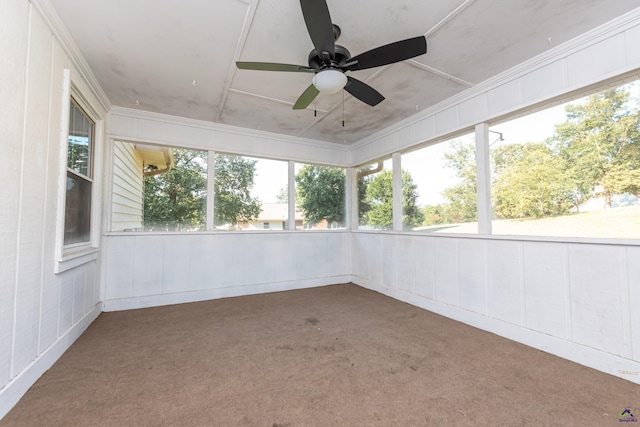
627;26;640;65
627;246;640;360
103;232;351;311
188;234;215;290
413;236;436;299
103;237;135;300
434;107;459;135
458;239;486;314
522;242;568;338
458;94;488;127
58;273;74;335
522;60;566;104
370;234;384;286
487;79;523;117
133;236;164;297
161;235;190;293
0;0;29;388
568;245;626;357
383;235;398;287
434;238;458;305
487;240;524;325
414;116;435;145
567;35;627;88
12;8;53;377
396;235;415;293
72;267;86;324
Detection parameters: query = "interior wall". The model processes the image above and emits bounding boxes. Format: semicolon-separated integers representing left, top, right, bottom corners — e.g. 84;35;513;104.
0;0;106;418
102;232;351;311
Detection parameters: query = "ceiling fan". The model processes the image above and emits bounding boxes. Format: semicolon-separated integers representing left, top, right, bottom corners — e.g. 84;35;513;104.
236;0;427;110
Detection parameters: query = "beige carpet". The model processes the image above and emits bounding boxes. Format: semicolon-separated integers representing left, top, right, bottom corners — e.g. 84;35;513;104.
2;284;639;426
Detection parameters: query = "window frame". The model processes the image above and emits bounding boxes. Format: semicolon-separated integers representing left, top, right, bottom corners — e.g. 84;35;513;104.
55;73;103;273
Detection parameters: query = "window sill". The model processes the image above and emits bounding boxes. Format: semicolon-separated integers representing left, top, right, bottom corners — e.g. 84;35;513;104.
55;247;99;274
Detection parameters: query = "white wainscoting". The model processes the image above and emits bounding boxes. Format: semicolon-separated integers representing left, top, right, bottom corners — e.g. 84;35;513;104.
102;232;351;311
351;232;640;384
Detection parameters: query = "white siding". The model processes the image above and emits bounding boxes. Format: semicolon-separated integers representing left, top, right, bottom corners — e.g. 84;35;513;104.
0;0;105;418
111;141;143;231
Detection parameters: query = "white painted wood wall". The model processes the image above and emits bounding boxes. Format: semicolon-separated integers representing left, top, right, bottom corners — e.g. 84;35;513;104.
0;0;106;417
102;232;351;311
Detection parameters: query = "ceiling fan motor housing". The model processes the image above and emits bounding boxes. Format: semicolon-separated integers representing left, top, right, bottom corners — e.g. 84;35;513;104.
308;45;352;70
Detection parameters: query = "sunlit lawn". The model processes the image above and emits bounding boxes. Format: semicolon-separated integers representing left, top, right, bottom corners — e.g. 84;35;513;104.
418;205;640;239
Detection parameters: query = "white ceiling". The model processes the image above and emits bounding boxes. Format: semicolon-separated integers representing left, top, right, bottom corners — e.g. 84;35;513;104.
50;0;640;145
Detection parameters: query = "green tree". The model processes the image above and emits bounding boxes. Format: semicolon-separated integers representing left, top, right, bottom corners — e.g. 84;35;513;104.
550;87;640;208
144;149;207;231
295;165;346;227
440;140;477;223
492;143;574;218
364;170;424;229
421;205;444;226
214;154;261;227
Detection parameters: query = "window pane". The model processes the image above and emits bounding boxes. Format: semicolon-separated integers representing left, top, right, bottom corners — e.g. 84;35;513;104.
215;153;287;231
357;158;392;230
64;171;92;244
295;163;346;230
144;148;207;231
67;100;93;177
490;80;640;238
401;133;478;233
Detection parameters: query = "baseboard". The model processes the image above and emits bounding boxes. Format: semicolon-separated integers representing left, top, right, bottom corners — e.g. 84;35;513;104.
0;303;103;420
103;276;352;312
353;277;640;385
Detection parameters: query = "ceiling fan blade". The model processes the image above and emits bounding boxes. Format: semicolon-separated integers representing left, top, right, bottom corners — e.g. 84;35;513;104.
293;84;320;110
236;62;315;73
344;76;384;106
344;36;427;71
300;0;335;60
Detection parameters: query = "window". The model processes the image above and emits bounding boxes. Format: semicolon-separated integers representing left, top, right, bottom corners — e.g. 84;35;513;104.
357;158;393;230
401;133;478;233
111;142;208;232
215;153;288;231
295;162;346;230
64;99;94;245
144;148;208;231
489;80;640;239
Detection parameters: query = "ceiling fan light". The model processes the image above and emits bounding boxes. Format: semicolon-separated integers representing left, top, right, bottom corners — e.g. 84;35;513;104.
312;70;347;94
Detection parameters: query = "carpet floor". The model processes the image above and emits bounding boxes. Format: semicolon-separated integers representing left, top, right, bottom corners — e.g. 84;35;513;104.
2;283;639;426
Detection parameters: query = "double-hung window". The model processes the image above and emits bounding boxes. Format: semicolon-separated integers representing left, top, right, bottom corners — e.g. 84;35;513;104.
64;98;94;246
